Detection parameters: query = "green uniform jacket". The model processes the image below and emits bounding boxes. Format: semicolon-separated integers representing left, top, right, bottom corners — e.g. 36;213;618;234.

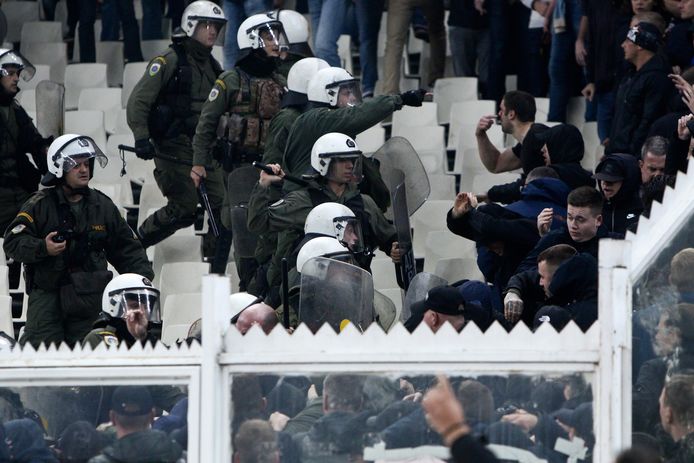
192;69;287;167
247;179;396;286
282;95;403;179
87;430;185;463
126;39;221;160
3;187;153;291
261;106;301;165
0;100;48;191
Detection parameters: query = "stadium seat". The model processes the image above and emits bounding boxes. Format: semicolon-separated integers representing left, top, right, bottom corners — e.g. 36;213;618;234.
581;122;600;169
423;230;477;273
391;125;446;175
355;124;385;155
225;263;241;294
17;89;36;112
2;1;41;43
337;35;353;74
470;172;520;195
97;41;125;87
370;259;398;291
161;323;191;345
17;64;50;91
90;182;128;208
162;292;201;324
122;62;148;107
392;102;438;131
427;174;456;200
535;97;550;122
64;64;108;110
159;262;209;307
72;20;103;61
22;42;68;83
447;100;497;150
212;45;223;64
112;109;132;136
0;266;8;295
152;235;203;287
19;21;63;51
140;40;171;61
411;200;452;259
78;88;122;135
0;295;13;339
0;238;4;263
137;183;167;228
433;77;479;125
64;110;107;150
434;257;485;283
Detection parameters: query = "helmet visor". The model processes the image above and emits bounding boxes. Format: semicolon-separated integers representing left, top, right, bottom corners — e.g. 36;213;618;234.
59;136;108;172
255;22;289;51
110;288;161;323
0;50;36;82
327;79;362;107
325;154;362;184
333;216;364;253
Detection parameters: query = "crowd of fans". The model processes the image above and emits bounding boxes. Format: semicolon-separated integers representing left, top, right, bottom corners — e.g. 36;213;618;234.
1;0;694;462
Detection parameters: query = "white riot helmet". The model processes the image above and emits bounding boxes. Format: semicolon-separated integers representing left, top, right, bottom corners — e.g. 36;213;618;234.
181;0;227;37
283;57;329;107
305;202;364;253
0;48;36;81
310;132;362;183
307;67;361;107
102;273;161;323
229;292;261;322
237;13;289;51
41;134;108;186
296;237;354;274
277;9;309;45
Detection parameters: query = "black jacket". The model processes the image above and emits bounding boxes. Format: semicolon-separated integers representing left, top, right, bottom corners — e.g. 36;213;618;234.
607;53;674;156
595;154;644;234
545;253;599;331
633;357;668;435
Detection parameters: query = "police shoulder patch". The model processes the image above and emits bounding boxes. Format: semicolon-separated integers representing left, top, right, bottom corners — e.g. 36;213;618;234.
10;224;25;234
208;87;220;102
16;212;33;223
270;199;285;208
102;334;119;347
149;58;165;76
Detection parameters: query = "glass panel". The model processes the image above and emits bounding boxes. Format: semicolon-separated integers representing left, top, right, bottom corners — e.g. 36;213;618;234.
0;384;188;461
631;209;694;458
229;372;594;462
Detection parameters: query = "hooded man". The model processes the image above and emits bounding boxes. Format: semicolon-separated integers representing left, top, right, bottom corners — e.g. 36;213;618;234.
594;153;644;234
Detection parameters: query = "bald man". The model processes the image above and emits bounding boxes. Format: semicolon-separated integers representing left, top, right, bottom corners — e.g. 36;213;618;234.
234;302;279;334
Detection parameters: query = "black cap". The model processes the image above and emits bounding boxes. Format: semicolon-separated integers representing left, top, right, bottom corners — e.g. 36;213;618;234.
533;305;572;331
425;286;465;316
593;159;625;182
110;386;154;416
627;22;662;53
553;402;593;439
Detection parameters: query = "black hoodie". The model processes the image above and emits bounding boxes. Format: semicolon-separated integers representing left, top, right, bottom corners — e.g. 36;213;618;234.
546;253;599;331
607;52;674;156
595;153;644;234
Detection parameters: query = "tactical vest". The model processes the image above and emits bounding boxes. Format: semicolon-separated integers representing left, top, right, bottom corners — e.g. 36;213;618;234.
223;68;284;154
149;39;223;140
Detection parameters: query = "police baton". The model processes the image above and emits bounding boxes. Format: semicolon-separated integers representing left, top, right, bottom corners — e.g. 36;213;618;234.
118;144;213;169
198;179;220;238
252;162;309;187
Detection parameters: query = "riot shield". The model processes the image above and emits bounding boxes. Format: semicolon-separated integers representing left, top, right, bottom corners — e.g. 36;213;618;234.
230;206;257;258
227;166;259;207
35;80;65;139
374;290;397;332
401;272;448;322
227;166;261;257
0;11;7;44
298;257;375;332
391;169;417;290
373;136;430;219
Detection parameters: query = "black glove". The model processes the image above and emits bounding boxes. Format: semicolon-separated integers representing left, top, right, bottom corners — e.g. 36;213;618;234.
399;89;426;107
134;139;155;160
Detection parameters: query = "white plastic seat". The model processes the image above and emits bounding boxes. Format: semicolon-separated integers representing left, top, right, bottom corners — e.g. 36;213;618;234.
392;102;438;131
225;262;241;294
370;259;398;291
17;89;36;112
152;235;203;287
162;292;201;324
161;324;191;345
22;42;67;83
112;109;132;136
140;40;171;61
90;182;124;207
17;64;50;91
212;45;223;64
64;110;107;150
427;174;456;200
411;200;452;259
470;172;521;195
20;21;63;50
447;100;497;150
105;133;155;185
423;230;477;273
581;122;600;168
97;41;125;87
0;238;5;263
137;181;166;214
122;62;148;107
0;266;8;295
2;1;41;42
159;261;209;307
0;295;13;339
64;64;108;110
355;124;385;155
78;88;123;135
434;257;484;283
337;35;353;74
433;77;479;125
535;97;550;122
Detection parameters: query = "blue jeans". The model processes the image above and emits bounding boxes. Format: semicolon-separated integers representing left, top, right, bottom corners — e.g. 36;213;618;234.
100;0;143;62
141;0;163;40
595;90;615;143
354;0;384;95
308;0;349;67
222;0;272;70
548;0;583;122
484;0;509;103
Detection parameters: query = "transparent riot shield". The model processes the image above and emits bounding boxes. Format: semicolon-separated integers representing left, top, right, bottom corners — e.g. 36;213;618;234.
391;169;416;290
374;290;398;332
0;11;7;44
373;136;430;220
401;272;448;322
227;166;261;258
227;166;259;207
298;257;375;332
35;80;64;139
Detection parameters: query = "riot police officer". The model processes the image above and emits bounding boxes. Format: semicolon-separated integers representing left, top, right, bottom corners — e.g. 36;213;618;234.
3;135;153;347
83;273;162;348
275;9;313;78
126;0;227;251
0;49;50;236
